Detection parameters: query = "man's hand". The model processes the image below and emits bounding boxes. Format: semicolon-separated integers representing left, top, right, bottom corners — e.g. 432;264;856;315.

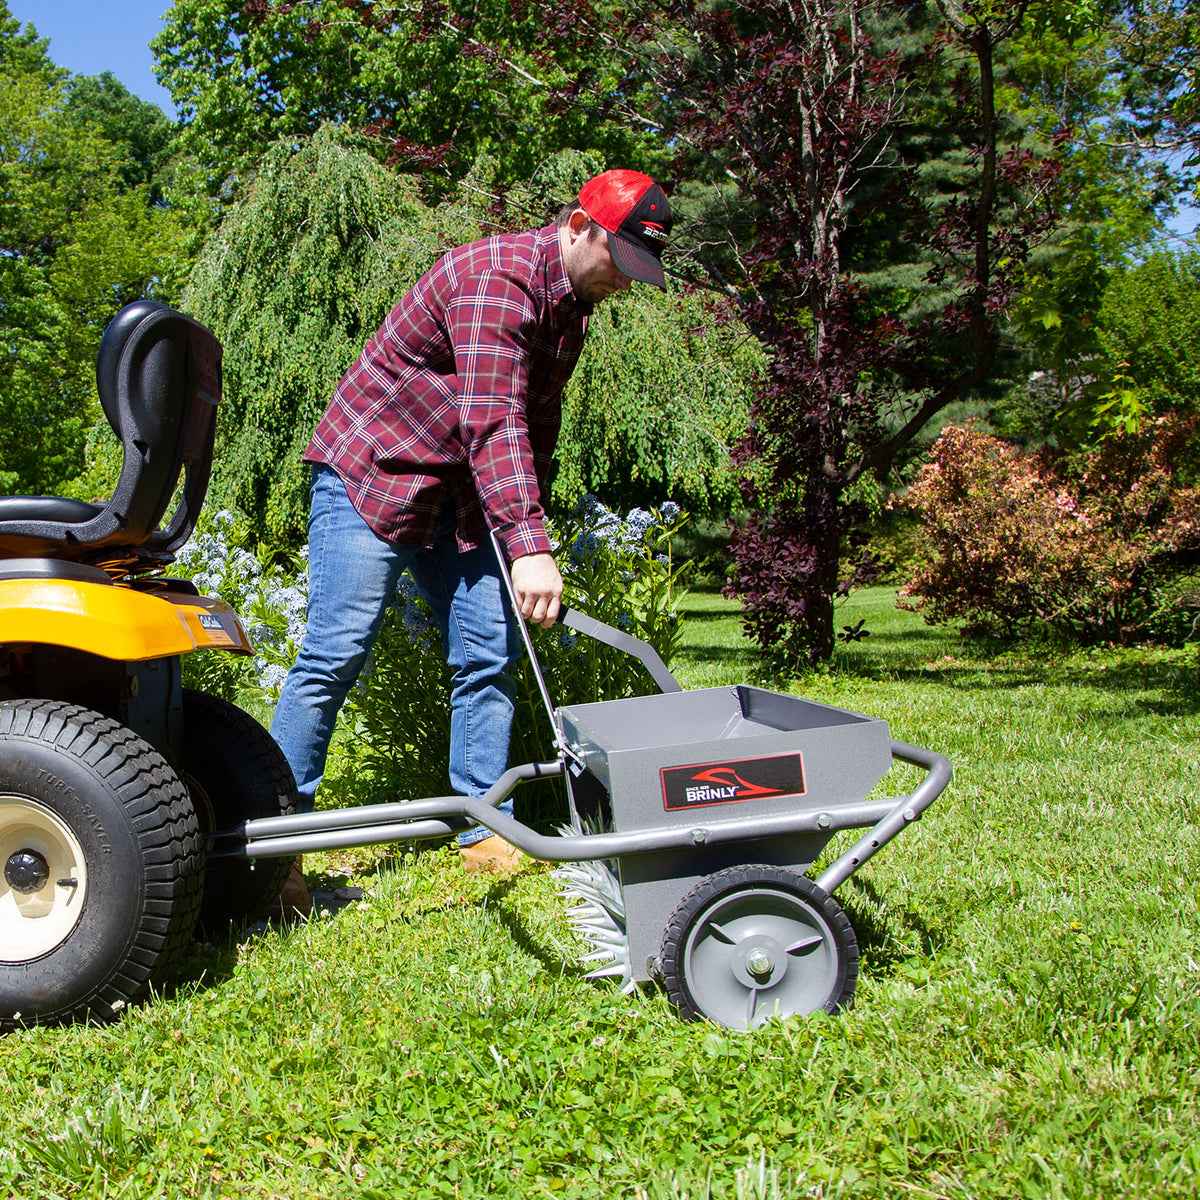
510;552;563;629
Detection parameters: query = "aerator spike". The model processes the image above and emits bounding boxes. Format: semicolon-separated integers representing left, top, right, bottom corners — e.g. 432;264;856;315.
553;823;634;994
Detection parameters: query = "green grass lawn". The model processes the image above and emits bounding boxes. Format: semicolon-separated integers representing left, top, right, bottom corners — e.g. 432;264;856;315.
3;588;1198;1199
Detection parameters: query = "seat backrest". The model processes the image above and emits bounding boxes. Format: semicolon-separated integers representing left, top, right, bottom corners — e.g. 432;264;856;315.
0;301;222;564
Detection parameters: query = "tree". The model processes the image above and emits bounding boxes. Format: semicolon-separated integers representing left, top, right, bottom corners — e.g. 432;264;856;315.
0;36;112;491
1106;0;1199;202
0;4;193;495
152;0;664;204
623;0;1063;664
65;71;177;199
994;2;1189;444
183;129;442;544
0;1;60;84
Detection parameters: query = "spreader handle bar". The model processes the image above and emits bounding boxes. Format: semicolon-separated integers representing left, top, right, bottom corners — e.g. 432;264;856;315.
814;739;953;894
488;526;562;751
221;760;563;860
557;607;682;694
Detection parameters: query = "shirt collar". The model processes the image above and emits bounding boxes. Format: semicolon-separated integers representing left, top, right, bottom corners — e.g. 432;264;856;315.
539;224;592;317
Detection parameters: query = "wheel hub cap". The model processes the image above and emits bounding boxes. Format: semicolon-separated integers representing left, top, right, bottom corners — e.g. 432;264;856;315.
4;849;50;894
683;885;836;1030
0;795;89;962
743;945;777;981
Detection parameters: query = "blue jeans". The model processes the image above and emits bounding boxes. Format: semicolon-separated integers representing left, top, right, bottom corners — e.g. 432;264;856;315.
270;464;522;845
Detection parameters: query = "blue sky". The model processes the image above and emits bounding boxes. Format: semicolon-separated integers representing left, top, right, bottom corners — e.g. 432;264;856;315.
6;0;176;114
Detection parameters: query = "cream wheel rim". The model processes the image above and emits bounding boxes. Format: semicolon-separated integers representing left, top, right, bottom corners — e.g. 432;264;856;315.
0;795;89;962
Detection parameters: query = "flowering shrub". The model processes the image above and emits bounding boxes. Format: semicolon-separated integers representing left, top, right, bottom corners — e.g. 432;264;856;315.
897;421;1200;645
326;498;690;816
171;509;308;707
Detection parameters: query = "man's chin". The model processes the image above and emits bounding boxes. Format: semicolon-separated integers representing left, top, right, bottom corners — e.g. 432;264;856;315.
585;287;621;305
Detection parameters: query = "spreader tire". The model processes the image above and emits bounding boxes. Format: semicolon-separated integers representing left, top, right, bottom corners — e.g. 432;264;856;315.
660;865;859;1030
0;700;203;1029
182;690;297;935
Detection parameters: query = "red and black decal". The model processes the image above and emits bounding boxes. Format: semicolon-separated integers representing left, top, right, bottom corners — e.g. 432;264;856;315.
660;753;806;811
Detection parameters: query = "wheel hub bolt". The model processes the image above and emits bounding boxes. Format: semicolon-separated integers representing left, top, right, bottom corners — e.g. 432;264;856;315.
746;949;774;978
5;850;51;895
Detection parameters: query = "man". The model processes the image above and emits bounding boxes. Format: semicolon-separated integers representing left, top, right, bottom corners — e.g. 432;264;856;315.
269;169;673;913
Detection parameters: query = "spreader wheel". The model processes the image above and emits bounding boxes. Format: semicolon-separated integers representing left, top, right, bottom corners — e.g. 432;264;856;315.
0;700;203;1029
660;865;859;1030
182;690;298;935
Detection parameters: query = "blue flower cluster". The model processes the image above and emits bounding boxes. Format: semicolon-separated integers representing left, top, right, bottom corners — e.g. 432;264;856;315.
173;511;309;700
569;496;683;564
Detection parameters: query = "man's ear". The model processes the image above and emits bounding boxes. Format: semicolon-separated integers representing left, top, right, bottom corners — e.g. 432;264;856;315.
567;208;592;242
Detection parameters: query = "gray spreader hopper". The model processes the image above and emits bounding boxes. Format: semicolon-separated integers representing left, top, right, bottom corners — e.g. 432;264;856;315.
550;676;948;1027
227;547;951;1031
559;685;893;979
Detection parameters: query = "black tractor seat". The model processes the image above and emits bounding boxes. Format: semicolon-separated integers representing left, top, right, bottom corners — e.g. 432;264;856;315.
0;497;102;525
0;301;222;573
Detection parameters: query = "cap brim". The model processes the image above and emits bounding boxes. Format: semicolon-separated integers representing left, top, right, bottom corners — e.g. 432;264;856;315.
607;231;666;291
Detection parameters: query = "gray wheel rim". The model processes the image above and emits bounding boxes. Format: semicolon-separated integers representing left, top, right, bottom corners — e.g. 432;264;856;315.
682;885;840;1030
0;795;89;963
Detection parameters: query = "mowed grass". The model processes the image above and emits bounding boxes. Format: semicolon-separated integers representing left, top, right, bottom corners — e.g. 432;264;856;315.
2;587;1198;1199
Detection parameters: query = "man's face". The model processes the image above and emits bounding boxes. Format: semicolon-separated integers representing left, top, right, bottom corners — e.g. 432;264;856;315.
564;221;632;306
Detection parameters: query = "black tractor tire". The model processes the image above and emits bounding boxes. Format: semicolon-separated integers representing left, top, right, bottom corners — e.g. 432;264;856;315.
0;700;203;1030
181;689;298;935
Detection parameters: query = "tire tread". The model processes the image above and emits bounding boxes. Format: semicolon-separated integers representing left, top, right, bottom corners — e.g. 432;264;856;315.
0;699;203;1030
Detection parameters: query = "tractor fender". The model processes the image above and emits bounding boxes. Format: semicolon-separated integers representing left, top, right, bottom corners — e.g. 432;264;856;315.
0;577;252;661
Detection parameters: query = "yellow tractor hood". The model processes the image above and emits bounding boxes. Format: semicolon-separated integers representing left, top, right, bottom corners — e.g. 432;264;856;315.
0;577;252;661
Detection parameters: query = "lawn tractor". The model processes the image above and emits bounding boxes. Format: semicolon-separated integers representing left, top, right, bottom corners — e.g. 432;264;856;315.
0;301;297;1030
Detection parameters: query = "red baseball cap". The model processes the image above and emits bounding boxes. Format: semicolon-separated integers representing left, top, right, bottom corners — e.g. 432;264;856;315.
578;169;672;290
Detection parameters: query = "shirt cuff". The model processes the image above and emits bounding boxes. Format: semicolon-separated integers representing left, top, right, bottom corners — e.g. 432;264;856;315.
501;518;553;560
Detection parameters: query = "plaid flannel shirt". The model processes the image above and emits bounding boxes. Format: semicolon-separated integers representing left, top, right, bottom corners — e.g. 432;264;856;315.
306;225;590;560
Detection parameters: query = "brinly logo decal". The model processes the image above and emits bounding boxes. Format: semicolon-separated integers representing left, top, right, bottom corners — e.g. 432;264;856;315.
660;753;805;811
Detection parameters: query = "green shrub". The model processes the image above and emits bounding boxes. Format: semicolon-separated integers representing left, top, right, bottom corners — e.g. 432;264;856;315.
897;420;1200;645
